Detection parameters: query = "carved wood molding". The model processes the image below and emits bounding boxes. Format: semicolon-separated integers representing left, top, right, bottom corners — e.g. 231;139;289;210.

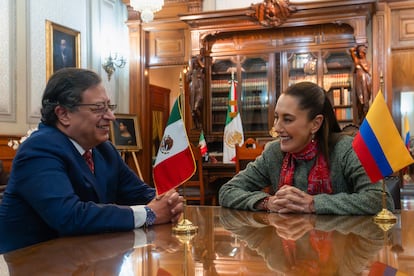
250;0;296;27
180;0;376;53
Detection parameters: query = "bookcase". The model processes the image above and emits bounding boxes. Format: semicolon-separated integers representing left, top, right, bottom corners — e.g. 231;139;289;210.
285;49;355;127
210;55;275;137
324;50;355;126
328;85;353;124
180;1;375;151
205;44;358;147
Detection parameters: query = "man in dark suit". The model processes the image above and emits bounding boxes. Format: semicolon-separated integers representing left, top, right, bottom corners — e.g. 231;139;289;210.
53;38;74;71
0;68;184;253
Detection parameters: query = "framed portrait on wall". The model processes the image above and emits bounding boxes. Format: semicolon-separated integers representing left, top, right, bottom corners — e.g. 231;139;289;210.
45;20;80;80
110;114;143;151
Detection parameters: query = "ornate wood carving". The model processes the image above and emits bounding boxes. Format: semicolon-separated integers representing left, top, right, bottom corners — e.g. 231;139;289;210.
250;0;296;27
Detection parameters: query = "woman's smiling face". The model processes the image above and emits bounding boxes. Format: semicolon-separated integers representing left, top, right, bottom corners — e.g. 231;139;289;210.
273;94;323;153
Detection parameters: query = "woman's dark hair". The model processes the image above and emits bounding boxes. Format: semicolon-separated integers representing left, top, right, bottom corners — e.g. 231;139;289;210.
41;68;102;125
283;82;342;161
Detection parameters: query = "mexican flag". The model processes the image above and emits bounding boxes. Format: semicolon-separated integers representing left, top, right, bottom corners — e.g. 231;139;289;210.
153;95;196;195
198;130;208;157
223;76;244;163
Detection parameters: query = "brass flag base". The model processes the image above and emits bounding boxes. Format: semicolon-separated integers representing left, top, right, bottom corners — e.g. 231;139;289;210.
172;219;198;235
373;181;397;230
373;208;397;229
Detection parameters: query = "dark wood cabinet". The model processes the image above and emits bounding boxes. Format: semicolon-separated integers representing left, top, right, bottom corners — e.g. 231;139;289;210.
124;0;384;181
190;21;369;149
180;1;376;151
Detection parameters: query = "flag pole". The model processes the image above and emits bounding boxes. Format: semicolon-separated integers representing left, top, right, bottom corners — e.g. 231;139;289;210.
373;179;397;224
372;75;397;224
173;70;198;235
179;71;185;122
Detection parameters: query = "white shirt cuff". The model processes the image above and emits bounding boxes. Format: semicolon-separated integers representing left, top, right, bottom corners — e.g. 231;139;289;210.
0;255;9;275
130;205;147;228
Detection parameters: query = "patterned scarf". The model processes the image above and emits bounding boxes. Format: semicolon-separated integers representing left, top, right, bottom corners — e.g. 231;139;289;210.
278;140;332;195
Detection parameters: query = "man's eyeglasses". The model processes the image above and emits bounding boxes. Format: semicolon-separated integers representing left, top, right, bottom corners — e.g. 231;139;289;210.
75;102;117;114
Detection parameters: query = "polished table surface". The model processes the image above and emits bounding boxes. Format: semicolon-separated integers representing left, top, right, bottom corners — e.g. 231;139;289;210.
1;205;413;276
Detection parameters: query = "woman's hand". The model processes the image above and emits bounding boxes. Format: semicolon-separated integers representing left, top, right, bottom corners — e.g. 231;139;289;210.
267;185;315;213
267;213;315;241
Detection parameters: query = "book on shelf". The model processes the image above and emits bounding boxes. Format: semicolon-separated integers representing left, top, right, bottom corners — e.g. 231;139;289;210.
333;89;341;105
343;88;351;105
334;107;353;121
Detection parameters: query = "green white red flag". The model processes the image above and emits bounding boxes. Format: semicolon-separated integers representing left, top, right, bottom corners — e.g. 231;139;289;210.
153;95;196;195
223;74;244;163
198;130;208;157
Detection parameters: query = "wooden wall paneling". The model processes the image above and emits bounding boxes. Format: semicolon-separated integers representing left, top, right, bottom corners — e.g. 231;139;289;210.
126;20;151;182
375;1;414;131
372;2;390;107
392;50;414;132
392;50;414;92
147;27;188;67
391;6;414;49
390;2;414;130
124;1;202;182
390;2;414;131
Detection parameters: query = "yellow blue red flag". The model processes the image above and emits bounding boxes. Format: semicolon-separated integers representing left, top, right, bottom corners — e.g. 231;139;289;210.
352;91;414;182
369;261;408;276
403;113;410;148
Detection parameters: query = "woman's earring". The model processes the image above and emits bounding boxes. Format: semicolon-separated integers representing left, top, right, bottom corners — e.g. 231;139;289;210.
311;133;315;142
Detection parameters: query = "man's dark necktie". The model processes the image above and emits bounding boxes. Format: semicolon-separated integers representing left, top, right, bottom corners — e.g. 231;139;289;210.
83;151;94;173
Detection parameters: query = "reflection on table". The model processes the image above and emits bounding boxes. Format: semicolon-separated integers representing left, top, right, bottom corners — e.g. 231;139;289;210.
1;206;413;275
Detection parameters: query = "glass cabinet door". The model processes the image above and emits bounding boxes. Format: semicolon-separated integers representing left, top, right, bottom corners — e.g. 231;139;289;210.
240;56;269;132
210;57;237;133
285;50;355;127
287;52;318;86
322;50;354;126
210;55;272;136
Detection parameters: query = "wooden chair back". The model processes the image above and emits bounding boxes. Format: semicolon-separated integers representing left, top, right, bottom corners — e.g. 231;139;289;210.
179;144;216;205
235;138;265;173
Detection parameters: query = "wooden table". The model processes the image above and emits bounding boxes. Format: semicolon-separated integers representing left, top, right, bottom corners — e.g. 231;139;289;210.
1;206;413;275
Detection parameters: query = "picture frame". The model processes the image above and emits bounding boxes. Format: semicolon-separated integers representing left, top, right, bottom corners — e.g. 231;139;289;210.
45;20;81;80
110;114;143;151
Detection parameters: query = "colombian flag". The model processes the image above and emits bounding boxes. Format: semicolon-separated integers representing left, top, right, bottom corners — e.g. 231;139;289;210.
352;91;414;183
403;114;410;149
369;261;408;276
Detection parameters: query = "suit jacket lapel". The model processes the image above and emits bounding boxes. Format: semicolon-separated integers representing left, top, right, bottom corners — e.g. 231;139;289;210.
90;149;107;202
81;150;106;202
